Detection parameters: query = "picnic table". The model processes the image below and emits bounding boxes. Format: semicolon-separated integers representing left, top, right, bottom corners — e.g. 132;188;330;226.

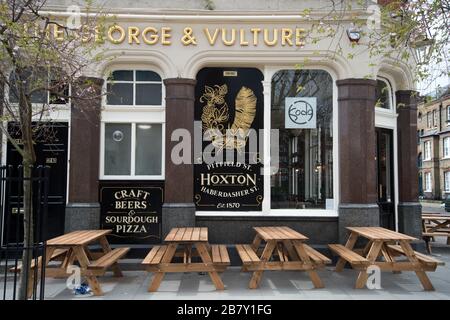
236;226;331;289
422;214;450;253
43;230;130;296
329;227;444;291
142;227;229;292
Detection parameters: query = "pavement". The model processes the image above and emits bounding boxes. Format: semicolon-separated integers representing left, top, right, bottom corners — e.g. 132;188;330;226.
3;238;450;300
3;204;449;300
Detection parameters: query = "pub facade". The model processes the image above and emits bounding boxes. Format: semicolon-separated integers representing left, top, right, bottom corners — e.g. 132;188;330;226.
1;0;422;251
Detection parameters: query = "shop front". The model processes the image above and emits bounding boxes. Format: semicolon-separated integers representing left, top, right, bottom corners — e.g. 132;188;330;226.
1;1;422;253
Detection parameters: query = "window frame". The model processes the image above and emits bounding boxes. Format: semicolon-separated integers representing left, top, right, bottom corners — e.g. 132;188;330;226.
196;66;339;218
433;109;438;127
7;69;71;107
447;106;450;125
424;172;432;192
100;66;165;181
445;171;450;193
424;140;432;161
100;121;165;180
103;68;164;109
270;68;336;214
444;137;450;159
374;78;393;111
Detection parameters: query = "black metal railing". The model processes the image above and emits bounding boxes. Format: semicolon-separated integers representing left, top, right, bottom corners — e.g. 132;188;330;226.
0;165;50;300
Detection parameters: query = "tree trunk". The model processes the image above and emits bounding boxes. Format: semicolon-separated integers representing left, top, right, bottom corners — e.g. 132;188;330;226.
18;157;35;299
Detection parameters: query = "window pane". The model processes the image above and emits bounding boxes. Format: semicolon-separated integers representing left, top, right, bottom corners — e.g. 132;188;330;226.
31;90;47;103
271;70;333;209
109;70;133;81
135;123;162;175
375;80;390;109
136;70;161;82
107;83;133;105
136;83;162;105
104;124;131;175
9;69;48;104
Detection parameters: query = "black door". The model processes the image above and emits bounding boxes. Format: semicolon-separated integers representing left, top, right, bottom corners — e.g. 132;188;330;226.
376;128;395;230
3;122;68;243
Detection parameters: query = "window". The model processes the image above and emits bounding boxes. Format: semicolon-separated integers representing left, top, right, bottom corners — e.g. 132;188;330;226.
375;79;392;109
445;172;450;192
444;137;450;158
447;106;450;124
8;69;69;104
424;172;432;192
433;109;438;127
271;69;333;210
427;112;432;128
103;123;163;177
424;140;432;160
102;68;164;179
106;70;162;106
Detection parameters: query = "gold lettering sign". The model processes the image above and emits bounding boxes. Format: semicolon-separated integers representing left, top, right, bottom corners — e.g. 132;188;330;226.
26;23;306;47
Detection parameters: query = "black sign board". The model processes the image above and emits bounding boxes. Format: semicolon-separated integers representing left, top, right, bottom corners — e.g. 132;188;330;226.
194;67;264;211
99;182;163;244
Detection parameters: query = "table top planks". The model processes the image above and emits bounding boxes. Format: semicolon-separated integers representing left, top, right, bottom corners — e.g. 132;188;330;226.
47;230;112;246
253;226;308;241
165;227;208;242
346;227;417;241
422;215;450;221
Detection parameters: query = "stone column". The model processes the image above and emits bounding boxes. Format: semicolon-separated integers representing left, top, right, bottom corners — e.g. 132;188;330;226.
65;77;103;231
337;79;379;243
162;78;197;237
396;90;422;237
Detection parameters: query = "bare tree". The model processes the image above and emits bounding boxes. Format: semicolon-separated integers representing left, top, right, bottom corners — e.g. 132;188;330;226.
295;0;449;94
0;0;107;299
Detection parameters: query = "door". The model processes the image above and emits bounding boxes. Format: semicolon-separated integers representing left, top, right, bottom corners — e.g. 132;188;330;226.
3;122;68;243
376;128;395;230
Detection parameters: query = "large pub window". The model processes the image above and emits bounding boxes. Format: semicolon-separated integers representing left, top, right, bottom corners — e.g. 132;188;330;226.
102;69;164;179
271;70;333;210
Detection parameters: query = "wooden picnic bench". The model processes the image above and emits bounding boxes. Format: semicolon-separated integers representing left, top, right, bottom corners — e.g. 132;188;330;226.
422;214;450;253
236;226;331;289
21;230;130;297
329;227;444;291
142;227;229;292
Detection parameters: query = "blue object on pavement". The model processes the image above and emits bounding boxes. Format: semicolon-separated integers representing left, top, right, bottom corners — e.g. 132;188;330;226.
74;282;92;295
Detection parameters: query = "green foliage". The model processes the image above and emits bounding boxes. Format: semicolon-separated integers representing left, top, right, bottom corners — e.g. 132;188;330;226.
204;0;215;10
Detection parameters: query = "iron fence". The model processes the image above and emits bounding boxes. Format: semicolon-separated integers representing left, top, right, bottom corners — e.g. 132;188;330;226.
0;165;50;300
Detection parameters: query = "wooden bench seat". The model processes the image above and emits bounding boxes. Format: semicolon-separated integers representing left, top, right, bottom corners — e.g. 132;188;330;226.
142;245;168;265
423;232;450;237
387;245;444;267
236;244;260;264
303;244;332;265
211;245;230;265
328;244;369;266
88;247;130;269
9;248;68;273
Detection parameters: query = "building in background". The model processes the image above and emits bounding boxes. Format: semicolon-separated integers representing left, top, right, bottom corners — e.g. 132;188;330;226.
418;91;450;200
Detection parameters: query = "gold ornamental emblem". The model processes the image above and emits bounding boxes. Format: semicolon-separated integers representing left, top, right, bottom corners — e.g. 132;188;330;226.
200;84;257;152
